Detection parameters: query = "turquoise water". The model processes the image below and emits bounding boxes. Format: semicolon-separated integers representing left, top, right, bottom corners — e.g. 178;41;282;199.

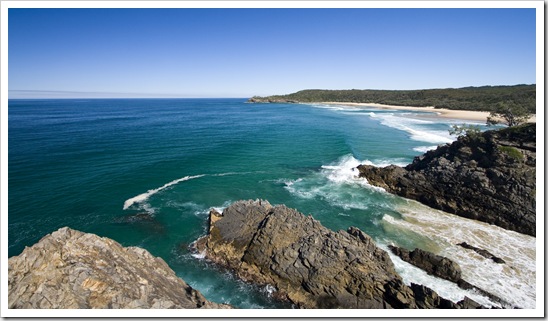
8;99;535;308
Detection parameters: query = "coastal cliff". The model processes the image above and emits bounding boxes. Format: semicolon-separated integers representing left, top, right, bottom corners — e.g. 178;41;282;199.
8;227;231;309
194;200;485;309
357;123;536;236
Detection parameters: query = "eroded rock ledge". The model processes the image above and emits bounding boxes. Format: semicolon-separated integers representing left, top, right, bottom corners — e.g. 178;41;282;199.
8;227;231;309
388;246;511;308
388;246;462;282
357;124;536;236
194;199;484;309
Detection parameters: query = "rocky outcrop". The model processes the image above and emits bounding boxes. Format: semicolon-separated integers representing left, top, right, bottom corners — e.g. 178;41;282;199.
194;199;485;309
357;124;536;236
388;246;462;283
457;242;505;264
8;227;231;309
388;245;511;307
247;96;297;103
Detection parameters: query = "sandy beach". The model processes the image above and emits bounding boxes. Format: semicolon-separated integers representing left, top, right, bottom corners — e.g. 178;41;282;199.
321;101;536;123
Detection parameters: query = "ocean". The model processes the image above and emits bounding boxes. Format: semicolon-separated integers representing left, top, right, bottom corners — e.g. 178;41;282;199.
7;98;536;309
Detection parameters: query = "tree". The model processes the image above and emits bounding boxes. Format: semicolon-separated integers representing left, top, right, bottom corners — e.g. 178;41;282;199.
486;101;532;127
448;124;482;139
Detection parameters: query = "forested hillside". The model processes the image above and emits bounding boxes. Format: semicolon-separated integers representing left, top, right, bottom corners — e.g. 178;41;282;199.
248;85;535;113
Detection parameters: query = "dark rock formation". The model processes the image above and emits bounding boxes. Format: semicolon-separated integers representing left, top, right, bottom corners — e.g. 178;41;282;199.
389;245;512;308
456;279;509;308
8;227;231;309
457;242;506;264
388;246;462;282
195;199;485;309
357;124;536;236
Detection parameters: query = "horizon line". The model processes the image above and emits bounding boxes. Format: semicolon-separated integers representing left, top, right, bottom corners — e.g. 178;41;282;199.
8;89;249;99
9;83;536;99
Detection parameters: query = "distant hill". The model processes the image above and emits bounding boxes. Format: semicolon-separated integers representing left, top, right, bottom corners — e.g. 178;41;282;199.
248;85;536;113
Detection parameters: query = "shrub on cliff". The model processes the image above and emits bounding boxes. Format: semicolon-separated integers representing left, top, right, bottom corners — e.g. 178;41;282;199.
449;124;482;139
487;101;533;127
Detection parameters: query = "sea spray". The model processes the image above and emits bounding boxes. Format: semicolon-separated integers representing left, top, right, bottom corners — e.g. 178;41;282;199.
284;155;405;212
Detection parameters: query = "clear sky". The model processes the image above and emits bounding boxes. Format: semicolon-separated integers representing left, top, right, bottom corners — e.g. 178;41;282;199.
8;7;537;98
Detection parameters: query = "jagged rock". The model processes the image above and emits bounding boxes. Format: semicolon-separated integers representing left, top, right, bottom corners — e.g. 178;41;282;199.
388;245;511;307
358;124;536;236
457;242;505;264
388;246;462;282
456;279;511;308
8;227;231;309
457;297;485;309
195;199;487;309
410;283;458;308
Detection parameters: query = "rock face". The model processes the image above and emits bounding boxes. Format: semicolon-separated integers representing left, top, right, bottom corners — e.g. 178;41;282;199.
8;227;231;309
357;124;536;236
388;246;462;283
195;199;484;309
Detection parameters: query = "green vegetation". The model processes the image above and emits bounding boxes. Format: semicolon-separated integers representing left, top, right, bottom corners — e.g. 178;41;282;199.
498;145;524;161
487;101;533;126
448;124;482;139
250;85;535;113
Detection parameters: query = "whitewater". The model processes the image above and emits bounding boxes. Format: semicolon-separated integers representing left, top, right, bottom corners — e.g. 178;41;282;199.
8;98;536;310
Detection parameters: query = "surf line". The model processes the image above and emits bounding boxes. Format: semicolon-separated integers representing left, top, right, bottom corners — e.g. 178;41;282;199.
122;172;252;210
123;175;205;210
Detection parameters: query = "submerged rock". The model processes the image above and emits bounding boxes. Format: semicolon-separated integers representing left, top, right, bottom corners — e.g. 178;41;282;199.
8;227;231;309
357;124;536;236
457;242;506;264
195;199;486;309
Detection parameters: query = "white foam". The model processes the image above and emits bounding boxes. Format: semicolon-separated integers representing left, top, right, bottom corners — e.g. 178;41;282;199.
122;172;256;211
191;249;207;259
306;103;349;111
413;146;438;153
380;242;501;308
369;113;454;145
284;155;395;209
382;200;536;309
123;174;206;210
211;200;233;215
264;284;276;297
321;154;367;187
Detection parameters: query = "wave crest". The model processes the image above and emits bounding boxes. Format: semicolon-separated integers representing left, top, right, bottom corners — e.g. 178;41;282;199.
123;174;206;210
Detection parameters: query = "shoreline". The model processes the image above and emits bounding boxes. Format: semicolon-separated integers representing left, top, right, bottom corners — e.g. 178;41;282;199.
318;101;537;123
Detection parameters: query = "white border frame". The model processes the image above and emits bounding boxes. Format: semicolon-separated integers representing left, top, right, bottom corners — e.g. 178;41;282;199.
1;1;544;318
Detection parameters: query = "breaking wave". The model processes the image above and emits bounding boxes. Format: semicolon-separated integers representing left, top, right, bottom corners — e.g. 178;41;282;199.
369;112;454;145
123;175;206;210
123;173;248;210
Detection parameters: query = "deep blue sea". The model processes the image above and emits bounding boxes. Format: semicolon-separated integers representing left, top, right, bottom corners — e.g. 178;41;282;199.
7;98;536;308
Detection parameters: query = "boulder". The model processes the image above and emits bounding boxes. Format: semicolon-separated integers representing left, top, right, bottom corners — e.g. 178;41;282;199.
8;227;231;309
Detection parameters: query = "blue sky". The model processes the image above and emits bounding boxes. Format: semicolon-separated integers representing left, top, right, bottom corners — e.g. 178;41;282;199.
8;8;537;98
